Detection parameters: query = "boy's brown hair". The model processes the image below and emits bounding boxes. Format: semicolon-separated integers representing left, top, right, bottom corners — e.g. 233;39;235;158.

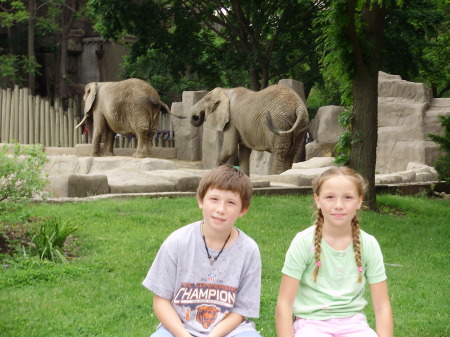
196;165;253;210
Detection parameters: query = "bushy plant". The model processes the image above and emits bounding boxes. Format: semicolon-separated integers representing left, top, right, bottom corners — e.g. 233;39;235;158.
0;142;49;223
428;115;450;183
334;109;353;165
29;216;78;263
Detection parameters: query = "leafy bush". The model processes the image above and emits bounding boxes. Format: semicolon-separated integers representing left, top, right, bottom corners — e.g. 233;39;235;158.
0;143;49;223
334;109;353;165
428;115;450;183
29;217;78;263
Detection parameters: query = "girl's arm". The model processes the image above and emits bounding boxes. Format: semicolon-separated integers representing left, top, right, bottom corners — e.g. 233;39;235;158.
153;295;193;337
275;274;300;337
208;312;244;337
370;280;393;337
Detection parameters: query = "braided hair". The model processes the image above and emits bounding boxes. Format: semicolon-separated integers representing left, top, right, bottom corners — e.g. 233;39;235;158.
312;166;367;283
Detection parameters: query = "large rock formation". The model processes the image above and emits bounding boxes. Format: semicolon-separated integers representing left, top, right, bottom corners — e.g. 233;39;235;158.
306;72;450;173
376;72;448;173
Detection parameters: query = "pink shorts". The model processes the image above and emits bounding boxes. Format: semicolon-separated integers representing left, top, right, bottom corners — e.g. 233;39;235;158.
293;314;378;337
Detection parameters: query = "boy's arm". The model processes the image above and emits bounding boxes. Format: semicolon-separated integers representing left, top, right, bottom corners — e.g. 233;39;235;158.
153;295;193;337
370;280;393;337
208;312;244;337
275;274;299;337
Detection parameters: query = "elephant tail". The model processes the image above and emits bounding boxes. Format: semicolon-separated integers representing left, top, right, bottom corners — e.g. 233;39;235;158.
161;101;186;119
266;105;307;135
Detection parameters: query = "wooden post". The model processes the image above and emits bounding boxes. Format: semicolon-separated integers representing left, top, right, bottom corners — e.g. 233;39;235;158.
39;99;45;145
63;112;68;147
1;90;9;142
50;106;56;146
13;85;19;141
44;99;50;146
34;96;40;145
28;94;34;144
18;88;24;143
68;107;74;147
55;106;61;147
22;88;29;144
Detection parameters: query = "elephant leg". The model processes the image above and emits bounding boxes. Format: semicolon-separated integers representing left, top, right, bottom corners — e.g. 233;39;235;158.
133;131;153;158
271;137;295;174
271;152;294;175
238;144;252;176
217;129;239;168
90;117;107;157
103;127;116;156
293;130;308;163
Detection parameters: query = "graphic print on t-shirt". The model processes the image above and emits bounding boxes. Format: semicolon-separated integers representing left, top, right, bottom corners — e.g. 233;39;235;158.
173;281;238;329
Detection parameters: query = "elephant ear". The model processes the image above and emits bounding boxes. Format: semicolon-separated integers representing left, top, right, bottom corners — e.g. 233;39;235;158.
83;82;97;115
207;88;230;132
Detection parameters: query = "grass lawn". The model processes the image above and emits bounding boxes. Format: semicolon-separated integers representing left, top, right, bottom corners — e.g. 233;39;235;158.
0;194;449;336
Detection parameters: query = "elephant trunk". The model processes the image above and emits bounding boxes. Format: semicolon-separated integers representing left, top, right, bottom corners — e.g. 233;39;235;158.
191;111;205;127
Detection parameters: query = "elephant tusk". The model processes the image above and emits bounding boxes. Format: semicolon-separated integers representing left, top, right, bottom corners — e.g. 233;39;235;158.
75;115;88;129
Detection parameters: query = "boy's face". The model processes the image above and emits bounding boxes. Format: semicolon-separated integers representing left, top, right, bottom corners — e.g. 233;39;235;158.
198;188;248;235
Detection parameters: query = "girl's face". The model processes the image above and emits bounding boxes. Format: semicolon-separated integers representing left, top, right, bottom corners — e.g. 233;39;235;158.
314;175;363;229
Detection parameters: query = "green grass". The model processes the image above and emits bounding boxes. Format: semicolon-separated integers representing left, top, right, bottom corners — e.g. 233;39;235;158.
0;194;449;336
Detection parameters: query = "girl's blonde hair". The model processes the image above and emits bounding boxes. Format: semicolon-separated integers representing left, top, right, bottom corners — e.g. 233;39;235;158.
311;166;367;283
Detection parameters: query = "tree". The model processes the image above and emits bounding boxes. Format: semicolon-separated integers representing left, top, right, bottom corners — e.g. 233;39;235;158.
381;0;449;97
0;0;84;96
0;0;37;88
318;0;387;211
88;0;322;92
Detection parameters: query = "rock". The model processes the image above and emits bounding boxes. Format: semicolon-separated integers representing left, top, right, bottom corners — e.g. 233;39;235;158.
47;174;109;198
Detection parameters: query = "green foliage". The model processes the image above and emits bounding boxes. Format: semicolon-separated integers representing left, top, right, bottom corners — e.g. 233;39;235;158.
0;55;41;87
0;143;49;224
314;0;354;107
382;0;449;97
0;0;29;28
88;0;323;91
29;216;78;263
334;109;353;165
306;85;342;120
428;115;450;183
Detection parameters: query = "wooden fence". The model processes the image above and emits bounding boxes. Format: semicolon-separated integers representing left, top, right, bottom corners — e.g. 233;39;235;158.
0;86;173;149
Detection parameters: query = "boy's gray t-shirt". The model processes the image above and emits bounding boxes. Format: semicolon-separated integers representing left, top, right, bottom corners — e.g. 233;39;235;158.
142;220;261;337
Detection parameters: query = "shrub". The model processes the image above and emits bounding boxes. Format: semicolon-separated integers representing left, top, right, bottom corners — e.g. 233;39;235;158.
0;142;49;223
29;216;78;263
334;109;352;165
428;115;450;184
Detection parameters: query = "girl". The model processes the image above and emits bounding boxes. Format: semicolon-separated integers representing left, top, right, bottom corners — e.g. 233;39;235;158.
275;166;393;337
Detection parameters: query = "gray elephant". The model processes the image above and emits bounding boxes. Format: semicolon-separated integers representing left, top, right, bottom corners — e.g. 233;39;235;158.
190;84;309;175
76;78;173;158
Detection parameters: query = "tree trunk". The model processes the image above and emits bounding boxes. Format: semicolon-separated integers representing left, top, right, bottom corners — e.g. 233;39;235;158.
248;68;261;91
58;1;76;99
28;0;36;94
350;70;379;211
347;0;386;211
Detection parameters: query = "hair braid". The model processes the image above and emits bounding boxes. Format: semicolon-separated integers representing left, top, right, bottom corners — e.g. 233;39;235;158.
351;215;363;283
312;209;324;282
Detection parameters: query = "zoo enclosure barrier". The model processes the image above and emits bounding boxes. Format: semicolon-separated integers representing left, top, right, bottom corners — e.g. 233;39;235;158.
0;86;173;149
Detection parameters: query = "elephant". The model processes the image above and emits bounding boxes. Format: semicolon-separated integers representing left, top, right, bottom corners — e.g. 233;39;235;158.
189;84;309;175
76;78;175;158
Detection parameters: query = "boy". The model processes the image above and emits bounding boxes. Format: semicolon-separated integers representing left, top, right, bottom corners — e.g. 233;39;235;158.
143;165;262;337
